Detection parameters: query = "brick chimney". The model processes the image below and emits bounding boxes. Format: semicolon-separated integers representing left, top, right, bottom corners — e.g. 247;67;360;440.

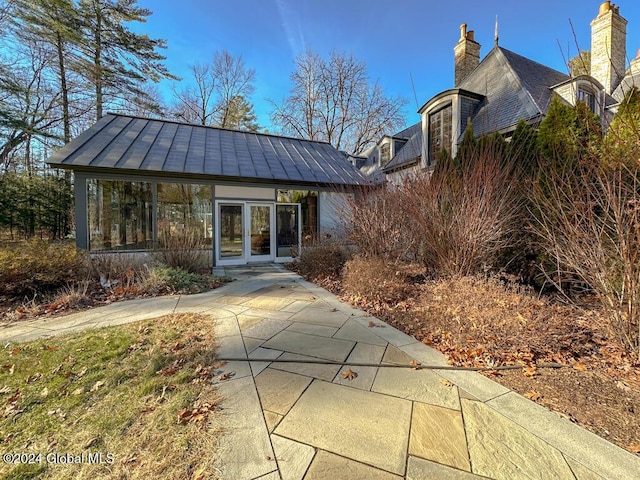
590;1;627;94
454;23;480;86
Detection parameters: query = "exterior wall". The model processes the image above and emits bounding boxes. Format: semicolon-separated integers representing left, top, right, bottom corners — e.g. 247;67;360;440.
385;164;422;185
459;96;480;141
73;171;344;258
216;185;275;200
318;191;352;238
591;2;627;94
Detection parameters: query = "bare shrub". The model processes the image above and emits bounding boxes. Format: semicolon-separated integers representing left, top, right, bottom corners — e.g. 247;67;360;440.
89;252;149;290
403;147;524;276
153;228;211;273
531;160;640;360
342;255;413;305
293;238;352;281
0;240;87;298
343;185;419;261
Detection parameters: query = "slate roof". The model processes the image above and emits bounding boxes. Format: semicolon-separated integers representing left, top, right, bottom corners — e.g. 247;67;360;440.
612;71;640;102
382;122;422;172
459;46;570;137
47;114;369;186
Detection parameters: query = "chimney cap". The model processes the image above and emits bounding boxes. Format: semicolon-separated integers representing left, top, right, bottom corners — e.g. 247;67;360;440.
598;1;611;16
459;23;467;40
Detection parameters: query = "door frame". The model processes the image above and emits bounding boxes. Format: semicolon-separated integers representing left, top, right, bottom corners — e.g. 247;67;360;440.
215;200;302;266
247;202;275;263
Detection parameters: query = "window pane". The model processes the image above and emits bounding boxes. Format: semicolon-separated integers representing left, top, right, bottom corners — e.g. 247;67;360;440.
277;190;318;240
220;204;243;258
429;105;452;164
276;205;299;257
157;183;212;243
87;179;152;251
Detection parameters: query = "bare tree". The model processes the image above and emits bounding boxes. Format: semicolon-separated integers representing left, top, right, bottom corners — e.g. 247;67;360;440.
271;50;406;155
172;49;257;129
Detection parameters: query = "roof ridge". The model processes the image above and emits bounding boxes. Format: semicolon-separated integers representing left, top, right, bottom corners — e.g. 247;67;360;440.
103;112;336;147
495;47;550;114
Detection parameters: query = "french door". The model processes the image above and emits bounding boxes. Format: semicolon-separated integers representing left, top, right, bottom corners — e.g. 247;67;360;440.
216;201;300;265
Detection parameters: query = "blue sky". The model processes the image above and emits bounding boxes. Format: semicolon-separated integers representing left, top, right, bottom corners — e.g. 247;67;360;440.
136;0;640;131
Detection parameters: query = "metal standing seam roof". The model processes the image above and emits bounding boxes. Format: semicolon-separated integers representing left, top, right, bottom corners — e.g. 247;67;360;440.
46;114;370;186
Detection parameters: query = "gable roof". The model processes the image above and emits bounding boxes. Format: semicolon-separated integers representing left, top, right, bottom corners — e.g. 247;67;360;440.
47;114;369;186
459;46;570;137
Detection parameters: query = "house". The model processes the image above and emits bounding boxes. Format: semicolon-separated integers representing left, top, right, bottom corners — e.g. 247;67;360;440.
368;1;640;181
46;113;368;266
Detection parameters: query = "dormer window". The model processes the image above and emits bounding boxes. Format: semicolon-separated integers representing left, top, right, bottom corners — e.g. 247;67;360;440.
380;143;390;165
429;105;452;164
577;87;597;113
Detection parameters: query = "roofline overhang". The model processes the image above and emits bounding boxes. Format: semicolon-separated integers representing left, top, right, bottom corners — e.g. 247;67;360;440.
418;88;485;114
381;157;420;174
550;75;606;91
46;164;369;188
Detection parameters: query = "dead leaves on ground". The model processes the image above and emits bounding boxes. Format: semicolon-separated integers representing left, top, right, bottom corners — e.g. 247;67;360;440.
177;402;216;425
341;369;357;380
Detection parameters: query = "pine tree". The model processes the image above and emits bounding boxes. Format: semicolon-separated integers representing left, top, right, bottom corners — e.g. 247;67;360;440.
77;0;177;120
220;95;260;132
605;87;640;166
12;0;82;143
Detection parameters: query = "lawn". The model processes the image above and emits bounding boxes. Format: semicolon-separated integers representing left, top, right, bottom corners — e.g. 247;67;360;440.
0;313;222;480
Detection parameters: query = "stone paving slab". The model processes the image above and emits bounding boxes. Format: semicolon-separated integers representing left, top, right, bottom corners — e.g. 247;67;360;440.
333;342;386;391
409;402;470;471
406;456;490;480
270;435;315;480
462;397;575;479
255;368;313;415
333;319;389;346
288;307;349;328
486;392;640;480
304;451;402;480
352;317;418;347
285;322;338;338
262;330;355;363
249;347;283;376
275;380;412;476
212;376;277;480
241;318;292;340
372;366;460;410
241;296;297;311
213;334;251;382
270;352;342;381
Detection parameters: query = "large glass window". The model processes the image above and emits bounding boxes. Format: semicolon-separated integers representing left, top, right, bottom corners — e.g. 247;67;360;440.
276;204;299;258
277;190;318;240
88;180;152;250
157;183;212;242
429;105;452;164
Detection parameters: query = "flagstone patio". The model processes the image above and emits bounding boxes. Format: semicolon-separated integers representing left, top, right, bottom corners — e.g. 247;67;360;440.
1;263;639;479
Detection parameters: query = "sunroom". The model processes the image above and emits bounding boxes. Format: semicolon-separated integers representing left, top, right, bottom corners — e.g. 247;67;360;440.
47;114;367;266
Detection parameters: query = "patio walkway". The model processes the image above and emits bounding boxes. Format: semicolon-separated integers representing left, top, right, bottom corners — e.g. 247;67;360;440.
1;264;639;479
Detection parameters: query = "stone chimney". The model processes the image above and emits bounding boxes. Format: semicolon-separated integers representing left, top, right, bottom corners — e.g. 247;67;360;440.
590;1;627;94
454;23;480;86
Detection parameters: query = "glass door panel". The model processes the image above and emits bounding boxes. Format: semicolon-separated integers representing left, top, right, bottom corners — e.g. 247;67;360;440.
219;204;244;258
276;204;300;258
249;204;272;260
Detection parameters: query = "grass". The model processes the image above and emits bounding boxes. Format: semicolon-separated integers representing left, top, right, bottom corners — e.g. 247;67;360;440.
0;313;222;480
